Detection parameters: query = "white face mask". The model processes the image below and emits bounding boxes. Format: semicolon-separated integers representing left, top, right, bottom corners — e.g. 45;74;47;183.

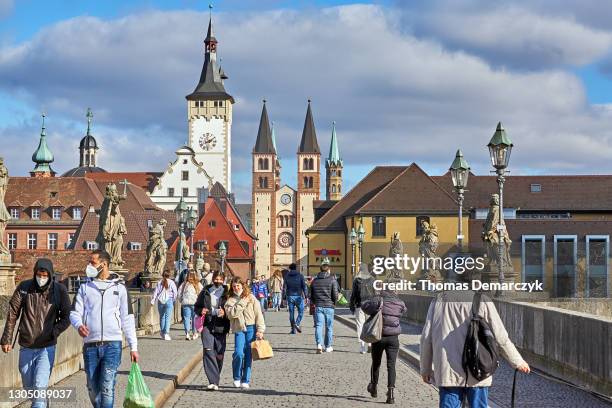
235;288;243;297
36;276;49;287
85;264;102;279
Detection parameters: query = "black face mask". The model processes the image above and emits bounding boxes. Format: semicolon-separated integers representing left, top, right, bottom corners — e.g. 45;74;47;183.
214;282;222;288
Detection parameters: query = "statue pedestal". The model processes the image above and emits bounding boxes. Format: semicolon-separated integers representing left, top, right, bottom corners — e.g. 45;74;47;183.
0;263;21;295
110;268;130;283
142;275;162;290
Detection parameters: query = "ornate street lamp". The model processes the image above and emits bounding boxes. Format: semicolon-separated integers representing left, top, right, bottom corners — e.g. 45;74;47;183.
174;197;188;272
450;149;470;251
218;241;227;274
357;223;365;265
487;122;513;292
349;227;357;276
187;207;197;261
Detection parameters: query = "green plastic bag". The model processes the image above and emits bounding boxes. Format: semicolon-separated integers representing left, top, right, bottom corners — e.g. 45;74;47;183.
123;363;154;408
337;292;349;306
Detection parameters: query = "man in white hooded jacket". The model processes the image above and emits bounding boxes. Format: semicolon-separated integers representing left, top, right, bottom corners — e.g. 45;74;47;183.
70;250;139;408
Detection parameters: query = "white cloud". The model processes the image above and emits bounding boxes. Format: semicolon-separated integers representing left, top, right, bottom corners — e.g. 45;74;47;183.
2;4;612;202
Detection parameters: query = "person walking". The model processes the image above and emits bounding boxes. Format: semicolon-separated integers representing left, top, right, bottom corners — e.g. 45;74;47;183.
178;271;202;340
194;272;230;390
70;250;139;408
420;288;530;408
224;277;265;389
269;269;284;311
362;289;407;404
251;276;269;313
309;259;338;353
151;270;178;340
175;262;194;291
1;259;71;408
350;263;376;354
283;263;307;334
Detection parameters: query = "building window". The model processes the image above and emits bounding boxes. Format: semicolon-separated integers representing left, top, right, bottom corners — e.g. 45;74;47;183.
31;208;40;220
331;184;336;193
51;208;62;220
128;242;142;251
85;241;99;250
554;235;577;298
209;220;216;228
147;219;153;228
182;171;189;181
372;216;386;237
530;184;542;193
10;208;19;219
521;236;544;288
183;159;188;164
182;188;189;197
8;233;17;250
66;233;75;249
416;216;431;236
168;188;175;197
72;207;82;220
586;236;609;298
27;233;37;250
48;233;58;250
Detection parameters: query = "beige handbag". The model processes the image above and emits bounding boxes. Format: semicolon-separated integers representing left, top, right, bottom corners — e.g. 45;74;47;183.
251;339;274;360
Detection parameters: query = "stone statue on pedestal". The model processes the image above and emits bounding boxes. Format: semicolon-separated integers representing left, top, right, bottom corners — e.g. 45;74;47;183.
145;219;167;276
0;157;10;263
387;232;403;279
96;183;127;269
419;220;441;281
482;193;513;270
175;230;190;268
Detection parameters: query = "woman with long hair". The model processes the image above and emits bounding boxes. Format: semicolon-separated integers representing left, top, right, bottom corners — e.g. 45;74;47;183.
269;269;284;312
178;271;202;340
151;270;178;341
224;277;265;389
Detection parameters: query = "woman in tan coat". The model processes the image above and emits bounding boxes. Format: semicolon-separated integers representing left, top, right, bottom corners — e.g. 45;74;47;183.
224;277;266;389
269;270;284;311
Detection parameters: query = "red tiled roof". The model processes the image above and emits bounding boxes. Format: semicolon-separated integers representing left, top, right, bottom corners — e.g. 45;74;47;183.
86;172;162;193
7;200;23;207
29;200;43;207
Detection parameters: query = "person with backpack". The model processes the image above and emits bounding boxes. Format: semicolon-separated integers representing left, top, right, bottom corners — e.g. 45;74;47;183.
350;263;376;354
1;258;71;408
194;271;230;390
362;289;406;405
420;287;530;408
151;270;178;340
70;250;139;408
178;271;202;341
175;261;194;289
283;263;307;334
309;258;338;353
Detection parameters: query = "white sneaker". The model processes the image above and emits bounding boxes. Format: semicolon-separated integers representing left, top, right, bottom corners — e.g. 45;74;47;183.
186;334;191;340
316;344;323;354
240;383;250;389
325;347;333;353
192;332;199;340
360;344;367;354
233;380;241;388
164;334;172;341
207;384;216;390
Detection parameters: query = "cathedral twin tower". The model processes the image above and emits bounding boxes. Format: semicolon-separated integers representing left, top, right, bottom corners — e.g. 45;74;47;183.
252;100;344;275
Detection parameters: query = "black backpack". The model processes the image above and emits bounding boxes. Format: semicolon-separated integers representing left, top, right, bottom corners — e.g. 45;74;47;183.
461;292;500;382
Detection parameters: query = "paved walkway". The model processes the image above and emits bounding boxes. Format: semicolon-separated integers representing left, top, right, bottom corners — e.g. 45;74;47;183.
165;309;439;407
335;310;612;408
31;324;203;407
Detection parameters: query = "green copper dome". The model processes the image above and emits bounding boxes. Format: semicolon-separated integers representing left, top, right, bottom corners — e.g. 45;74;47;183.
31;114;55;175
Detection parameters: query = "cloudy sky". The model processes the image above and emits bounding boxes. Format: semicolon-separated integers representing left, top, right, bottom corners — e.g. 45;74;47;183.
2;0;612;202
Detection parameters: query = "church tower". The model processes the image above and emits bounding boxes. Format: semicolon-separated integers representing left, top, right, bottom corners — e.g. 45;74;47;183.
79;108;99;168
296;100;321;272
31;114;55;178
326;121;343;201
252;101;278;275
186;5;234;192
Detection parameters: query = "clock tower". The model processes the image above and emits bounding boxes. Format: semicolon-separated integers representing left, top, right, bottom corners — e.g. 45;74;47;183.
186;6;234;192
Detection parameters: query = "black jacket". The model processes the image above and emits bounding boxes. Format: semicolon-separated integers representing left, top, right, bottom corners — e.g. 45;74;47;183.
349;277;375;312
309;272;338;308
361;294;406;337
194;284;230;335
283;269;307;298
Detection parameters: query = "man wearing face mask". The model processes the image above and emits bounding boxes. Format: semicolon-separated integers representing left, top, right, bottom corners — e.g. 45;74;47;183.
1;258;71;408
194;271;230;390
70;250;139;408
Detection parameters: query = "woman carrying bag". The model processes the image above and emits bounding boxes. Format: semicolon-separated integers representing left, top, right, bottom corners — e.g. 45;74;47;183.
178;271;202;341
224;277;266;390
151;270;178;341
361;289;406;405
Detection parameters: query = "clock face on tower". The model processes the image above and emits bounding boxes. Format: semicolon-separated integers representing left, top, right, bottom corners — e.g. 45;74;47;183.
199;133;217;151
281;194;292;205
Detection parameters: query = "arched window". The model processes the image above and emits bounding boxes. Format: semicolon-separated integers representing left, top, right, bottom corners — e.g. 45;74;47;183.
264;158;269;170
338;184;341;193
338;170;342;177
304;177;309;188
332;184;336;193
258;158;263;170
309;158;314;170
331;169;336;177
259;177;264;188
264;177;269;188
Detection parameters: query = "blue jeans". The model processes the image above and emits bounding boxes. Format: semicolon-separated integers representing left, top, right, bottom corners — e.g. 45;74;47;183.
19;345;56;408
272;292;282;309
314;307;334;348
439;387;489;408
232;325;255;384
158;300;174;335
83;341;122;408
287;296;304;331
258;297;267;312
182;305;195;335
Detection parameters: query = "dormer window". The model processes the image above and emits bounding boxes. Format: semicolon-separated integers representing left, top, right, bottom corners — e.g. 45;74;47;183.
10;208;20;219
72;207;82;220
31;208;40;220
52;208;62;220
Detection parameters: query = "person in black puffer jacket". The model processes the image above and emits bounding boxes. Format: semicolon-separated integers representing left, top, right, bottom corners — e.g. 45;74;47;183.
350;264;375;354
361;289;407;405
309;259;338;353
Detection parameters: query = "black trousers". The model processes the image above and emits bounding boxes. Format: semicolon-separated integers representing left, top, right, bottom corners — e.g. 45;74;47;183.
201;327;227;386
371;335;399;388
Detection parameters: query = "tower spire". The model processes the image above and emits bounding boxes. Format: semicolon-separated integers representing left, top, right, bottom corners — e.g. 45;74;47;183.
86;107;93;136
298;99;320;153
31;113;56;177
327;121;341;166
253;100;275;154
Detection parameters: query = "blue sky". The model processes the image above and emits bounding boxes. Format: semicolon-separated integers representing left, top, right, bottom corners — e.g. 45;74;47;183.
2;0;612;201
